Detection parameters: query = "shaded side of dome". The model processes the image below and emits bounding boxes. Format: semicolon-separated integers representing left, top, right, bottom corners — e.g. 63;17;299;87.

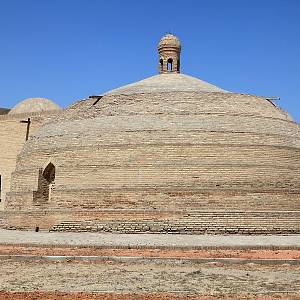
8;98;61;115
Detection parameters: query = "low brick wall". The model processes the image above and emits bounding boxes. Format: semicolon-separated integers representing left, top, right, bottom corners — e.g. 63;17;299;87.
1;209;299;234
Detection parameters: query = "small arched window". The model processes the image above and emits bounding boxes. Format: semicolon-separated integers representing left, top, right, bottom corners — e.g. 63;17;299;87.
160;59;163;72
167;58;173;72
177;59;180;72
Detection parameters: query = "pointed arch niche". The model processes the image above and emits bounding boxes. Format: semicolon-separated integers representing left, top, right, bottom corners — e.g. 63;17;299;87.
33;162;56;203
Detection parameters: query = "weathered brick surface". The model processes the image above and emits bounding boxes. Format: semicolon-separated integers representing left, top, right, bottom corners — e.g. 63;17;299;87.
5;189;300;211
1;209;299;234
2;85;300;233
0;111;60;210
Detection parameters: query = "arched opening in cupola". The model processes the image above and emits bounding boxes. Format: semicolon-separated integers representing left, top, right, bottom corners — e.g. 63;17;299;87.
167;58;173;72
160;59;163;72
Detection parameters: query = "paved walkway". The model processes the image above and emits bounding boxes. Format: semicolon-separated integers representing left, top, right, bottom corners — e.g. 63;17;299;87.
0;229;299;248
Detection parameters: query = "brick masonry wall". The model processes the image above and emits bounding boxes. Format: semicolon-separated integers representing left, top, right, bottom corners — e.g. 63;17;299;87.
5;189;300;211
1;209;299;234
3;91;300;234
0;111;60;210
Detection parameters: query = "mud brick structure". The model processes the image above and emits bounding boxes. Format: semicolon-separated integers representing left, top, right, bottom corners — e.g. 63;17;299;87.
0;98;61;210
1;34;299;233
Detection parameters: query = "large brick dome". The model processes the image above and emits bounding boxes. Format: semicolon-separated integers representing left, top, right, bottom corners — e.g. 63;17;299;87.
5;35;300;234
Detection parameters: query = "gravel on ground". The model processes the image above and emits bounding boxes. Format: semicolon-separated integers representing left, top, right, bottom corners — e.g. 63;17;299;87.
0;229;299;248
0;259;299;295
0;292;299;300
0;245;299;259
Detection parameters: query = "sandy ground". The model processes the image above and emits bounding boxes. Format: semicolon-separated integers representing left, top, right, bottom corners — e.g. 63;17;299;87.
0;229;299;248
0;259;299;295
0;230;299;299
0;245;299;259
0;292;299;300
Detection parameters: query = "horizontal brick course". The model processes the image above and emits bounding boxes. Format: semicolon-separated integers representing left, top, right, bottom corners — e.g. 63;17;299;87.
1;210;299;234
2;90;300;234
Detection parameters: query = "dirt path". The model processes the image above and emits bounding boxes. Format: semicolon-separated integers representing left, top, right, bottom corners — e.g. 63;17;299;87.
0;291;299;300
1;229;299;248
1;231;299;299
0;245;299;259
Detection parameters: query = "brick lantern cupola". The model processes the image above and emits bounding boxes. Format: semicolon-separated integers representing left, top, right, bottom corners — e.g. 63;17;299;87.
158;34;181;74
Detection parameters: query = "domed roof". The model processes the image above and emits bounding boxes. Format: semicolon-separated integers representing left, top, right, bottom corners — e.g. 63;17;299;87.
6;34;300;235
158;34;181;49
14;88;299;214
105;73;229;95
8;97;61;115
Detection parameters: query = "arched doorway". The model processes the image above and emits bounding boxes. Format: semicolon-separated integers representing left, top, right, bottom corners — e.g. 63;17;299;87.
34;162;55;203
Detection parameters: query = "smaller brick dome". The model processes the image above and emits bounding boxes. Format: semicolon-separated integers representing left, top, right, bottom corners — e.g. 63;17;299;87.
9;98;61;115
158;34;181;49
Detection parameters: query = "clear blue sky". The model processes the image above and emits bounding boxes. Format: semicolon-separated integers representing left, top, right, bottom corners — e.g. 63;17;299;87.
0;0;299;121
